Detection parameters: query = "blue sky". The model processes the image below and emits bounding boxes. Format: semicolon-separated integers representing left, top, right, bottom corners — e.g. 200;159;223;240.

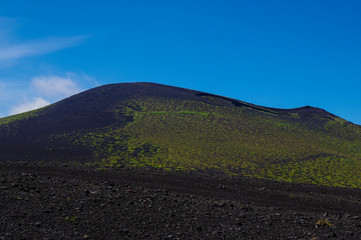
0;1;360;124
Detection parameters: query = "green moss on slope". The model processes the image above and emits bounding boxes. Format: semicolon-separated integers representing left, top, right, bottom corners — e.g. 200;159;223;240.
60;96;361;188
0;107;47;135
0;108;43;126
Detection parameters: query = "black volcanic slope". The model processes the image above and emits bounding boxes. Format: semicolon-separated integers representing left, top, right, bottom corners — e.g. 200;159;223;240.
0;82;361;188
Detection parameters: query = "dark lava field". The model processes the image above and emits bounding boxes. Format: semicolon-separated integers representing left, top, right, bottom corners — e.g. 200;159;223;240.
2;162;361;240
1;83;361;239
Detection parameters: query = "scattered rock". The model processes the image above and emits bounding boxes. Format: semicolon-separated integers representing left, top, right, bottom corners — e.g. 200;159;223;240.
1;162;361;239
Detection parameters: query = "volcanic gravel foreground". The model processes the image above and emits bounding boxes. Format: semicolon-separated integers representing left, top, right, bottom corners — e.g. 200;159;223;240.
1;162;361;239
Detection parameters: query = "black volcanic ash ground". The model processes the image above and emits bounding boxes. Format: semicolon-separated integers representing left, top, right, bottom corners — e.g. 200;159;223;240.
1;162;361;239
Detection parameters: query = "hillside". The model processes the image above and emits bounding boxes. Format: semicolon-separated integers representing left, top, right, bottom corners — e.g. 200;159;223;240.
1;82;361;188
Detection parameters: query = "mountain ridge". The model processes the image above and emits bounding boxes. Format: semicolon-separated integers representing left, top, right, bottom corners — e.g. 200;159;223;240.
1;82;360;188
0;82;346;124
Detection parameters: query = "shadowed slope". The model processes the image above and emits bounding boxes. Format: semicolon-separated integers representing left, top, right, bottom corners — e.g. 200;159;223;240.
1;82;360;188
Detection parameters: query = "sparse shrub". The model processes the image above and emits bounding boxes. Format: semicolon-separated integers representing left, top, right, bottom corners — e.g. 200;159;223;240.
315;218;335;228
64;216;78;222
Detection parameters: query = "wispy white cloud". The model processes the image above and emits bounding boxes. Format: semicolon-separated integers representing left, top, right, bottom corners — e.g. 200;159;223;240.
31;74;82;97
0;35;88;61
4;73;89;115
0;17;92;116
9;97;50;115
0;17;89;68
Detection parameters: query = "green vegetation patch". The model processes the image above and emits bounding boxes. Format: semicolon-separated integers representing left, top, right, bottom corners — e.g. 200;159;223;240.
148;111;213;117
0;107;48;136
58;96;361;188
0;107;46;126
258;156;361;188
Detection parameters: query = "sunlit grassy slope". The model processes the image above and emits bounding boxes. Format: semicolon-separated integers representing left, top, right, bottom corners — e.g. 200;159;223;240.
1;82;361;188
71;95;361;188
